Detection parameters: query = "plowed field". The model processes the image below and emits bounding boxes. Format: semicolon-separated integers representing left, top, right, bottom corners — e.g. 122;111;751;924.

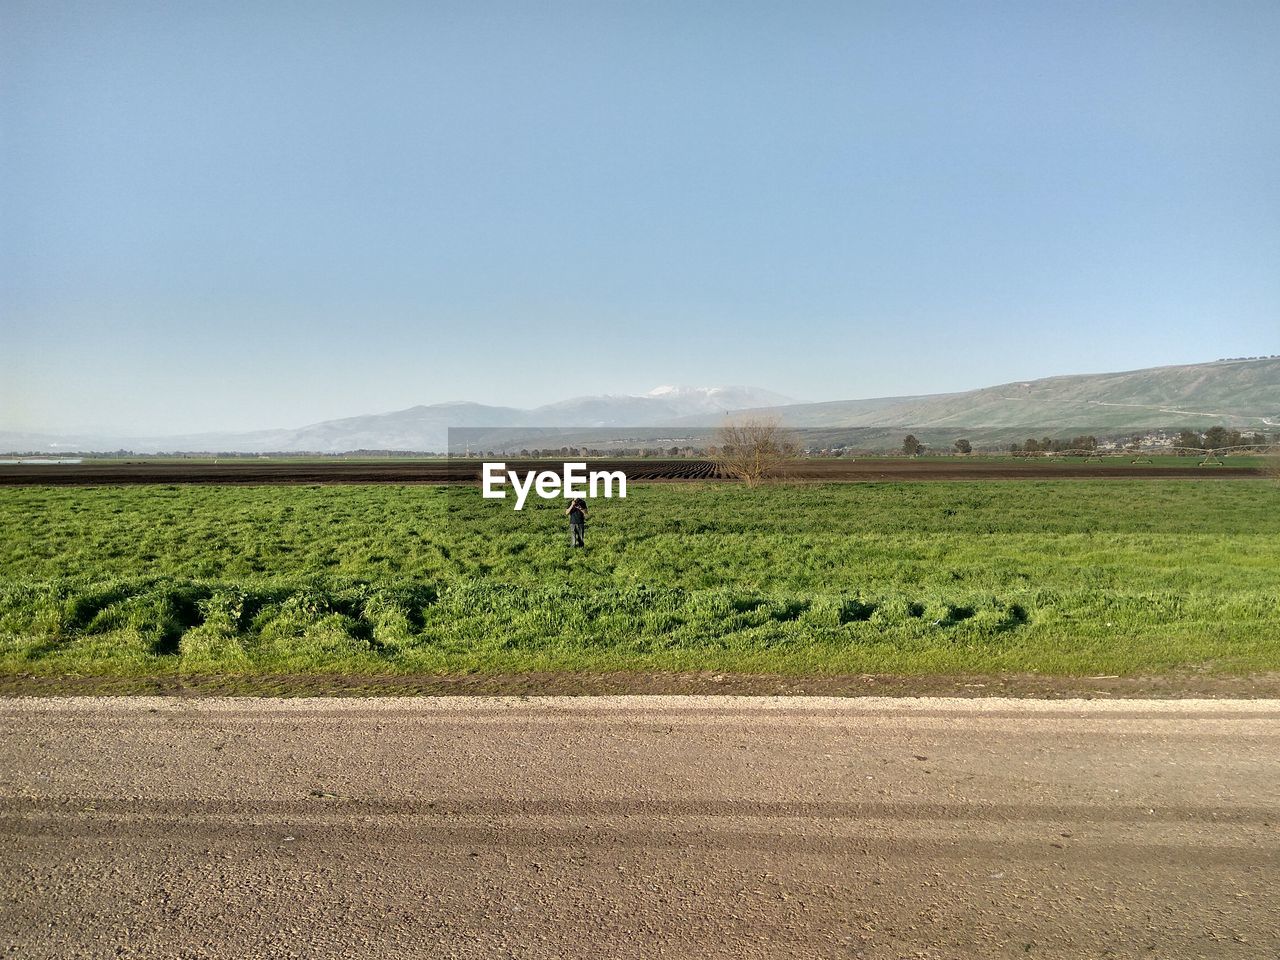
0;458;1260;485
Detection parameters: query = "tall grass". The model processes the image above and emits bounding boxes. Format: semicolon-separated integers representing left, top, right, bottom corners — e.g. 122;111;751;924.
1;480;1277;676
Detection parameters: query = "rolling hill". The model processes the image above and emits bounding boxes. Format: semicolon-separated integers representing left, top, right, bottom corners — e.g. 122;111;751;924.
2;359;1276;454
734;358;1280;434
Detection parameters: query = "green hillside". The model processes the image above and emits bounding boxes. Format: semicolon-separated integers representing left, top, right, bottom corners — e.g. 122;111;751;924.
748;358;1280;438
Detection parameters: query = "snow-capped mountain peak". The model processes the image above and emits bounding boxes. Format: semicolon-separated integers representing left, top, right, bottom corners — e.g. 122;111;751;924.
644;385;794;410
645;385;681;397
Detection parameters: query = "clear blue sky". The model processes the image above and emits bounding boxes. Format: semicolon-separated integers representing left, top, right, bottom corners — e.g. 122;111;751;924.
3;0;1277;434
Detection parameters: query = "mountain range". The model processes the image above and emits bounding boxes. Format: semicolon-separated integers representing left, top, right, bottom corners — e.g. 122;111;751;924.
2;359;1277;454
0;385;792;455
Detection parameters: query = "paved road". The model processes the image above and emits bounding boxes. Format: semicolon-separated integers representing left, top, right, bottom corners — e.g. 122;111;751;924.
1;696;1277;959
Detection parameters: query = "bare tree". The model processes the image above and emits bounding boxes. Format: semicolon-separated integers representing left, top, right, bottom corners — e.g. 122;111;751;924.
713;417;798;486
1265;446;1280;483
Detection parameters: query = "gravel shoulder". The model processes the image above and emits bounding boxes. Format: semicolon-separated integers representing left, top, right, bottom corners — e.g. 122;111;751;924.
2;695;1278;958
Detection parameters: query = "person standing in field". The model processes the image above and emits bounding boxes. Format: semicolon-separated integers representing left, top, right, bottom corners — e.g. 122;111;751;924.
566;497;588;548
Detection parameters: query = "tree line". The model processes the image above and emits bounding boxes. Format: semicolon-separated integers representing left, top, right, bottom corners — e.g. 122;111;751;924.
895;428;1277;457
1174;428;1270;450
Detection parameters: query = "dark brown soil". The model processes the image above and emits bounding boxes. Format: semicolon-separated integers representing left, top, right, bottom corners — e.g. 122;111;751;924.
0;458;1262;485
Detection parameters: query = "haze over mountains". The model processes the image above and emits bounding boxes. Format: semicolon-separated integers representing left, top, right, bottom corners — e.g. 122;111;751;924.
0;386;793;455
3;359;1277;454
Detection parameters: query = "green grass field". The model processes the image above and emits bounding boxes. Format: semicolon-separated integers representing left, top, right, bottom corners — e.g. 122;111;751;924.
1;479;1277;680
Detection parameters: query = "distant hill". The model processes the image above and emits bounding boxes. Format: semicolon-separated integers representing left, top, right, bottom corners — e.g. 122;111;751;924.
2;360;1275;453
731;358;1280;436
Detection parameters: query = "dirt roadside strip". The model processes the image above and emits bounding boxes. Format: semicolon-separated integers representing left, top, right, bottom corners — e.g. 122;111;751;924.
2;695;1277;959
4;669;1280;698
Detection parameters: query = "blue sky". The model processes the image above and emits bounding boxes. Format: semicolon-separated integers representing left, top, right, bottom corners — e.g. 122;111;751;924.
3;0;1277;434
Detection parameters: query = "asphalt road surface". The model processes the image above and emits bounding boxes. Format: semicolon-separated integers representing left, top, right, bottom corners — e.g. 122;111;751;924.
2;696;1277;959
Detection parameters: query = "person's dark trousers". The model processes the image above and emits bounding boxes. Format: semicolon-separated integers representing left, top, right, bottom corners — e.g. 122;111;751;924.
570;522;585;547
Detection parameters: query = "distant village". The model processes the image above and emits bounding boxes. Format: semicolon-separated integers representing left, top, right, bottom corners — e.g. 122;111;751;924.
9;424;1276;462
